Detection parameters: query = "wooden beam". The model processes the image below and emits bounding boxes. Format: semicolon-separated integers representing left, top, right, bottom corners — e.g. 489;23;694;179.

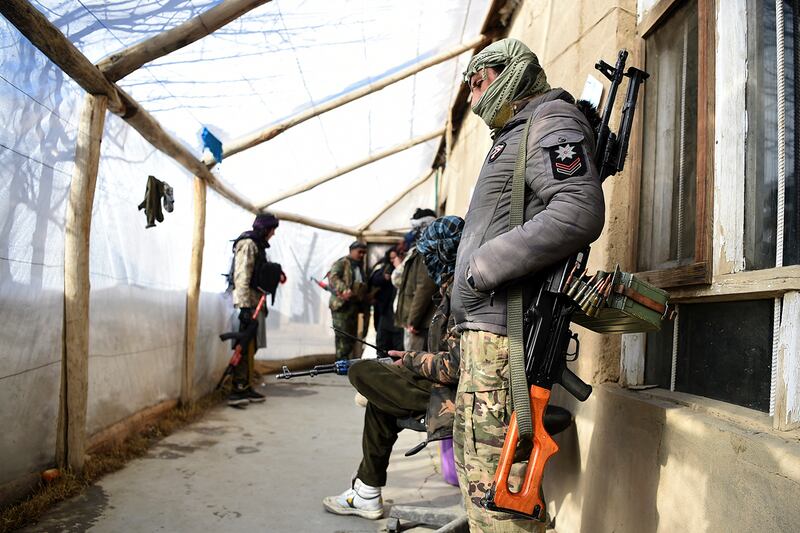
667;265;800;303
0;0;125;114
97;0;272;81
117;87;257;212
358;169;435;231
638;0;683;39
258;129;444;210
362;235;406;245
362;229;408;239
1;0;256;213
181;178;206;405
620;333;646;387
212;35;486;165
267;209;359;236
636;261;710;289
775;291;800;431
58;94;108;472
87;399;177;454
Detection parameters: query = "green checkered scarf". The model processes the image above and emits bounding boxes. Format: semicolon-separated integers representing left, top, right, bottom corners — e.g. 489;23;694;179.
464;38;550;129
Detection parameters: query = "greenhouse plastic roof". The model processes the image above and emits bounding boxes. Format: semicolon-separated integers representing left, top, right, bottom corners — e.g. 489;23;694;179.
25;0;491;229
1;1;493;476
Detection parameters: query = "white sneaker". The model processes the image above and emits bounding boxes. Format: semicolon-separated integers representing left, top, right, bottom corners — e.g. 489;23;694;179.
354;391;368;408
322;479;383;520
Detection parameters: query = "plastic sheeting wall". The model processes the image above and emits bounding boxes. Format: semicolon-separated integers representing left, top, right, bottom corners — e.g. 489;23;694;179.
85;112;196;435
0;18;231;487
1;16;80;487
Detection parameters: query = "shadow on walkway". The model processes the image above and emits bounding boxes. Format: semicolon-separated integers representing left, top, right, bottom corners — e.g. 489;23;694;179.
22;374;460;533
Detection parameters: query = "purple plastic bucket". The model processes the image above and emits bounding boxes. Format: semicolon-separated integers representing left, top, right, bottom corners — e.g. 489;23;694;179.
439;438;459;486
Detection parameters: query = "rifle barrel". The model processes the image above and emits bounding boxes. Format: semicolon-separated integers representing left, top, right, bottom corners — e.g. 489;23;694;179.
330;326;390;357
613;67;649;173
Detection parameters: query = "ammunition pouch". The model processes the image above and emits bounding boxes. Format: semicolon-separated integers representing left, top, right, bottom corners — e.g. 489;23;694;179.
571;266;672;334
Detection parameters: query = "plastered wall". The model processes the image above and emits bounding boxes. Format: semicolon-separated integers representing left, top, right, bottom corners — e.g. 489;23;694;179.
441;1;800;531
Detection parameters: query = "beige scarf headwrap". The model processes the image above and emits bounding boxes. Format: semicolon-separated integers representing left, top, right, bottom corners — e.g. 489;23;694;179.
464;38;550;129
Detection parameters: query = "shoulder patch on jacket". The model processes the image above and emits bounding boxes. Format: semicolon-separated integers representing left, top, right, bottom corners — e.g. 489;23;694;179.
546;142;587;179
487;142;507;162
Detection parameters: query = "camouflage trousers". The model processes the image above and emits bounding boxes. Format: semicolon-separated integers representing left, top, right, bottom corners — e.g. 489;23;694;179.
331;308;358;360
453;330;544;533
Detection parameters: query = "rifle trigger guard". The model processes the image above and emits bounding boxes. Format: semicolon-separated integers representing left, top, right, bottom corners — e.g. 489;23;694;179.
566;332;580;361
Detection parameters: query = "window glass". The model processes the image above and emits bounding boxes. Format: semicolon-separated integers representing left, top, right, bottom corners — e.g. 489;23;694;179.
745;0;799;268
644;318;673;388
638;0;698;271
645;300;773;412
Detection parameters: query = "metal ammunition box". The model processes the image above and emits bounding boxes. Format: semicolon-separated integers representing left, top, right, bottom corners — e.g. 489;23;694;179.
571;266;671;334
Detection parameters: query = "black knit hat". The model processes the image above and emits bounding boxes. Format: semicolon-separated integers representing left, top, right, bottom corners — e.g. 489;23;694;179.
412;208;436;220
253;213;280;230
349;241;367;250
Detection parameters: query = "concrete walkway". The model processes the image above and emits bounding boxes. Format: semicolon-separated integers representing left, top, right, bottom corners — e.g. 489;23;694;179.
22;373;462;533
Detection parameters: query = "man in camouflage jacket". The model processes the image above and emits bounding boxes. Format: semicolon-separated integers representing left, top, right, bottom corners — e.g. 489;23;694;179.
328;241;368;360
229;213;281;407
323;216;464;521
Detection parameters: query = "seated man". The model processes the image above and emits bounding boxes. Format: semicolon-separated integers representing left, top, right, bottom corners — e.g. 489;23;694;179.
323;215;465;520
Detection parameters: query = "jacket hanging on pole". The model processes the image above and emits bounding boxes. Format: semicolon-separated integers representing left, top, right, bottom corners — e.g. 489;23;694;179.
138;175;174;228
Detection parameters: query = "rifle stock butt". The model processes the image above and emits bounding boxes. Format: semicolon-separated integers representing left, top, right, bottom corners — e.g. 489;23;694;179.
486;385;558;520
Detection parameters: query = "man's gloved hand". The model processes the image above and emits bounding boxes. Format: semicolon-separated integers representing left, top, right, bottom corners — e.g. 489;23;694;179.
239;307;253;325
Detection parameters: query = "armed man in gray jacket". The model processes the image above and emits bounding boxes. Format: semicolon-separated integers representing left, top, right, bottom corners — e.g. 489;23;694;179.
451;39;605;532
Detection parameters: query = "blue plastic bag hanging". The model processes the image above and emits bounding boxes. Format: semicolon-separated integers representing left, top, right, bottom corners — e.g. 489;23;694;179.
202;127;223;163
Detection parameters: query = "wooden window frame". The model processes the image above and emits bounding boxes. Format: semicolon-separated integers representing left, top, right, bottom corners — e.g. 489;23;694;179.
628;0;715;289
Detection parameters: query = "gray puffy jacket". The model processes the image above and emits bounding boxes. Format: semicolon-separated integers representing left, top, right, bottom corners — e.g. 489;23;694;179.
452;89;605;335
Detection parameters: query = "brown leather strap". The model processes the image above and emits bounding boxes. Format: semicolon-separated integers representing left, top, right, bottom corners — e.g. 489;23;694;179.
614;284;667;315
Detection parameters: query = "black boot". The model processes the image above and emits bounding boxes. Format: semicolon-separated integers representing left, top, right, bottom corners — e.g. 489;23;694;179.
245;388;266;403
227;386;249;407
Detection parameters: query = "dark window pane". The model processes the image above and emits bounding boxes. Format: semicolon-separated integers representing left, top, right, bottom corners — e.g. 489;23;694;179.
675;300;773;412
644;319;674;388
745;0;799;269
638;1;698;271
787;1;800;265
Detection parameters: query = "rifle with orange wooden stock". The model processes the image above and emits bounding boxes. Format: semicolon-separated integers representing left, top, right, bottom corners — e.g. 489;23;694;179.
481;49;649;520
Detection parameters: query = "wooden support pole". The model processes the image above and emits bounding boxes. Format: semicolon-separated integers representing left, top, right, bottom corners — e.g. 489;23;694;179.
358;169;435;231
267;209;359;236
58;94;108;472
212;35;487;165
258;129;444;210
181;178;207;405
97;0;272;81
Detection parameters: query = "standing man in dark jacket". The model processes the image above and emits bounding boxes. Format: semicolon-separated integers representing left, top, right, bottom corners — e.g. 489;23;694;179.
452;39;605;532
369;247;404;353
395;208;437;350
229;213;281;407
